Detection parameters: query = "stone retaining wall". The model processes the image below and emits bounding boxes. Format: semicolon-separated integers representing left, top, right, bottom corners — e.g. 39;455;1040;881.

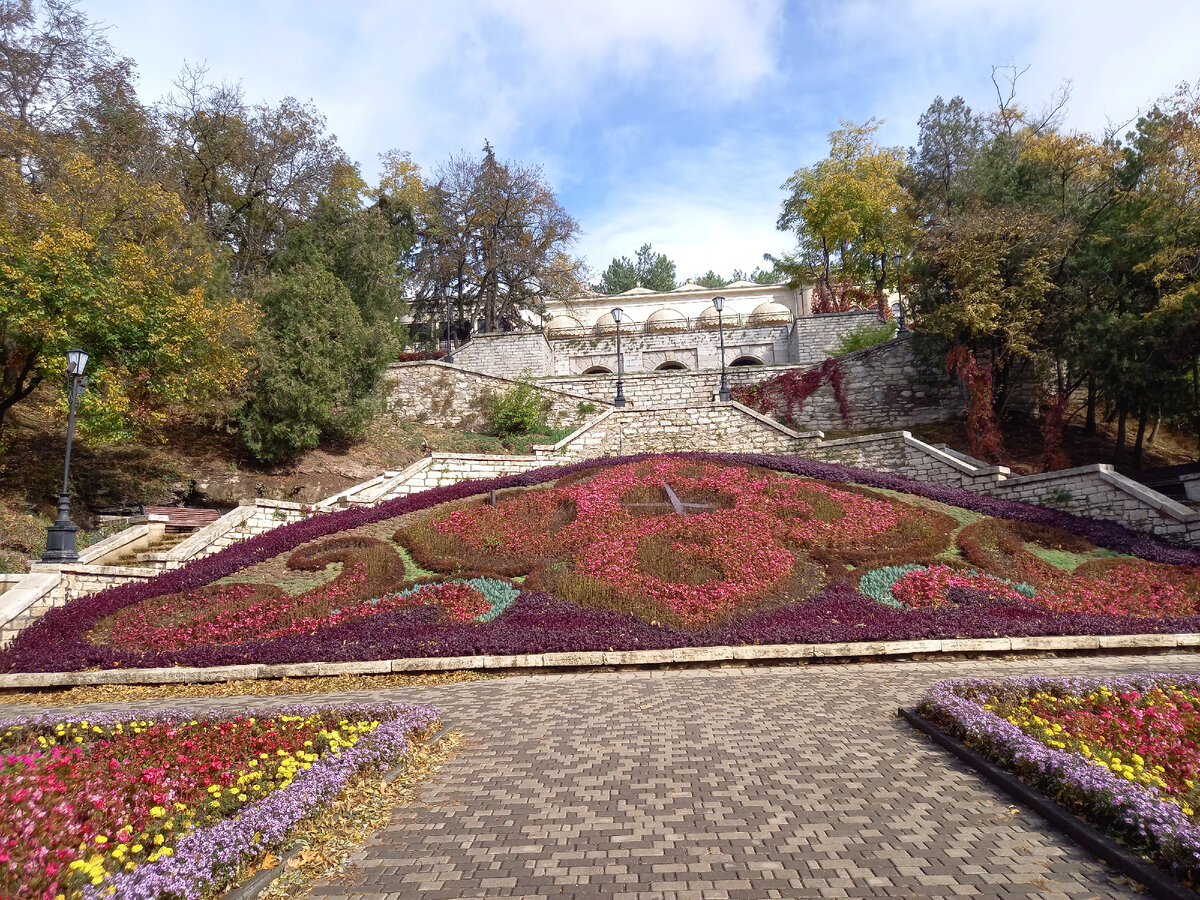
385;362;602;431
810;431;1200;544
383;454;546;498
548;323;796;375
789;311;885;363
535;404;823;462
450;331;554;379
773;336;965;432
448;311;882;379
0;499;307;647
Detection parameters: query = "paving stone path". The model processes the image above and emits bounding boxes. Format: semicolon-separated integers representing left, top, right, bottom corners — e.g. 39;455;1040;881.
11;653;1200;899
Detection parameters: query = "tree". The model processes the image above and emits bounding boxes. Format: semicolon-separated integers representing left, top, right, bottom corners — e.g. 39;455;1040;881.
906;86;1121;427
694;270;726;288
412;143;582;334
160;65;352;287
597;243;676;293
777;119;913;317
0;2;251;438
236;169;416;461
0;139;252;437
236;265;386;462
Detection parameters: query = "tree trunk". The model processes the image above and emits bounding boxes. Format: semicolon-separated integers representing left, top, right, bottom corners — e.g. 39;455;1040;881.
1114;404;1128;466
1148;410;1161;445
1132;406;1148;468
1084;376;1097;435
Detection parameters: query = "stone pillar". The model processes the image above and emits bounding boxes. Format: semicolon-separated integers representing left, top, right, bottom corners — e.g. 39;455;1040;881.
798;287;813;317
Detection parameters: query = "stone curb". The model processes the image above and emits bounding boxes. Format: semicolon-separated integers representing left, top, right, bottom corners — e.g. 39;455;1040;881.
2;633;1198;689
900;708;1194;900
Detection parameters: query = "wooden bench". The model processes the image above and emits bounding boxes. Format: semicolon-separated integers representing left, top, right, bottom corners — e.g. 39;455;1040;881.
143;506;221;529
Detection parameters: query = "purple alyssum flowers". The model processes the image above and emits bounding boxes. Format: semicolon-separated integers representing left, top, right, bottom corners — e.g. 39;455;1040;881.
919;674;1200;879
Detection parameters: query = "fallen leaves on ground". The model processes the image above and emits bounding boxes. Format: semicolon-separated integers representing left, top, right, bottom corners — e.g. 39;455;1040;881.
0;670;491;707
255;729;462;899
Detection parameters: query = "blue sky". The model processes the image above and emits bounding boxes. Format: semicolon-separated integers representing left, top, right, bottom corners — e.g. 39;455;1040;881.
84;0;1200;281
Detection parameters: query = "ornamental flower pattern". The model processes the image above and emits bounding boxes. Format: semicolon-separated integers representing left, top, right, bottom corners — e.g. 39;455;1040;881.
419;458;933;626
6;451;1200;672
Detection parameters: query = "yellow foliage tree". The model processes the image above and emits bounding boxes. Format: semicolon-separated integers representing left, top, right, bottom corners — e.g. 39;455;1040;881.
0;131;255;440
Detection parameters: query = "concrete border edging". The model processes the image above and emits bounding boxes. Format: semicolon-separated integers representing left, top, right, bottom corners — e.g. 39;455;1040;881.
3;633;1198;690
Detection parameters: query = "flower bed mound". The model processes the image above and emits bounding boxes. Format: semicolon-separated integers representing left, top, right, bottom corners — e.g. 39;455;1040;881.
919;675;1200;885
5;452;1200;673
0;701;437;900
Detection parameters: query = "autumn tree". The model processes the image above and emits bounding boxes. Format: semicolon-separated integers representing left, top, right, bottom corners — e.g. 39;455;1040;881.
412;143;582;334
597;243;677;294
160;65;352;287
0;1;251;438
777;119;913;317
906;77;1121;434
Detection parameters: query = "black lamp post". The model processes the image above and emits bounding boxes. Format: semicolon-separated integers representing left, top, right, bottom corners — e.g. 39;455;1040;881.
443;295;455;363
612;307;627;408
713;296;730;401
894;253;907;333
42;349;90;563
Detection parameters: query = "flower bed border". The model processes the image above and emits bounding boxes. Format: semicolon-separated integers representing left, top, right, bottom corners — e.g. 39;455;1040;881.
6;451;1200;675
2;633;1198;689
899;707;1194;900
912;674;1200;898
0;701;438;900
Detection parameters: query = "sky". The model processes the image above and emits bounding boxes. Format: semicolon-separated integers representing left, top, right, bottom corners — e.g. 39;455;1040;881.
81;0;1200;281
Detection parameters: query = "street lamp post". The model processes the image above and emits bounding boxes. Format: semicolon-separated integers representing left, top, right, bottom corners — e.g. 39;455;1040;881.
42;349;90;563
713;296;730;401
893;253;908;333
443;295;455;363
612;307;627;408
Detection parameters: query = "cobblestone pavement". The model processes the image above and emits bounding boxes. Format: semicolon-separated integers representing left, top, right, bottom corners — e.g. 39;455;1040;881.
12;653;1200;899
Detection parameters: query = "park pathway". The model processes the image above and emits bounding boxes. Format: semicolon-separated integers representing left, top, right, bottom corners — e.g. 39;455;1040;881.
307;654;1200;900
10;653;1200;899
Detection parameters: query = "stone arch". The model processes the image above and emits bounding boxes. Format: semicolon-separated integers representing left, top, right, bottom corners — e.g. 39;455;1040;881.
730;356;763;367
582;365;613;375
655;361;689;371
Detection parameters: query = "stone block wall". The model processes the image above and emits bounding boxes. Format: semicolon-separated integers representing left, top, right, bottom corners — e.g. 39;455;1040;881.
381;453;546;498
810;431;1200;544
989;466;1200;543
540;334;965;432
385;362;601;431
0;567;159;646
780;336;966;432
789;311;883;363
538;404;822;462
451;331;554;378
548;323;794;375
447;311;884;379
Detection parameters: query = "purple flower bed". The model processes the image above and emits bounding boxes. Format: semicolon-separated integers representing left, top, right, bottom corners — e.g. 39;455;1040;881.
918;675;1200;882
6;452;1200;673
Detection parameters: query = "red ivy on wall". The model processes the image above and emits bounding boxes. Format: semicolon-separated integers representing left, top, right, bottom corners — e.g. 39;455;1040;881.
1040;393;1071;473
732;358;851;427
945;346;1004;463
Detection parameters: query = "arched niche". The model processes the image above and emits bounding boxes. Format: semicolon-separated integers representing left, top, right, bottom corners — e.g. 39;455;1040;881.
730;356;763;367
